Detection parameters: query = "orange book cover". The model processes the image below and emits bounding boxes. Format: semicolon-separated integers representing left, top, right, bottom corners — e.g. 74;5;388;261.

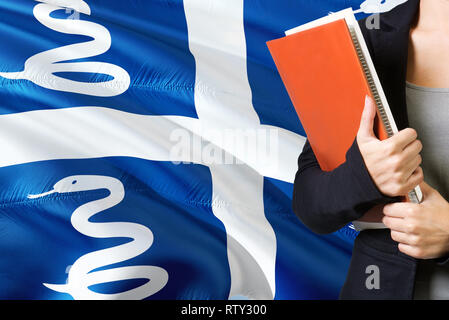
267;19;387;172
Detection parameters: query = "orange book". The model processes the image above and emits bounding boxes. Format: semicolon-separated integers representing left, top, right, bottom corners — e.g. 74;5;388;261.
267;9;422;206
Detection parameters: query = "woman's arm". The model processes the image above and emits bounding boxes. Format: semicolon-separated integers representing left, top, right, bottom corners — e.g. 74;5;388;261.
292;138;388;234
292;96;423;234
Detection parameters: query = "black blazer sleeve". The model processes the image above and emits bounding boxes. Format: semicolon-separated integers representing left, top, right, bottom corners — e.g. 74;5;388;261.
291;16;399;235
292;138;394;234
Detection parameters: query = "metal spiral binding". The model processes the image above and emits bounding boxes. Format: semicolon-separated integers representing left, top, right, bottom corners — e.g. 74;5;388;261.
348;26;393;138
348;25;421;204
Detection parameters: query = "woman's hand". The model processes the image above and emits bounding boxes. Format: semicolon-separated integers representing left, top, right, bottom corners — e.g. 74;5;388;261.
357;95;424;197
383;182;449;259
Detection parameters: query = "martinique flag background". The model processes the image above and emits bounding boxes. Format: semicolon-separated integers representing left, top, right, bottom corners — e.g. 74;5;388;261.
0;0;394;300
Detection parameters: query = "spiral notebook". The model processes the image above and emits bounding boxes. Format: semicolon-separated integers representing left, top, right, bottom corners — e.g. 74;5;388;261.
267;8;422;230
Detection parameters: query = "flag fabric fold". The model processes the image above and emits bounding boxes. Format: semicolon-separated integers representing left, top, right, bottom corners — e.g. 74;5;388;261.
0;0;401;299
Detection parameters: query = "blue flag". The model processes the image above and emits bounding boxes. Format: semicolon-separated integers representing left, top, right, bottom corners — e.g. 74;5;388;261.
0;0;404;300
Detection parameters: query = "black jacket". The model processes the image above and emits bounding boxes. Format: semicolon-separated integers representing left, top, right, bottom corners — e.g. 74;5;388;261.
292;0;449;299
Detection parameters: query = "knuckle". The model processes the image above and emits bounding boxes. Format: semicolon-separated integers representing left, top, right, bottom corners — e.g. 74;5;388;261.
405;128;418;139
416;139;423;152
384;141;397;156
394;171;405;184
391;155;403;172
412;235;422;246
409;170;424;187
414;248;425;259
406;221;418;233
406;206;416;216
416;171;424;184
416;154;422;165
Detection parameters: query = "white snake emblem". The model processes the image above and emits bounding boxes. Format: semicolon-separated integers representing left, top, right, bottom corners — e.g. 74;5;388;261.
0;0;130;97
28;175;168;300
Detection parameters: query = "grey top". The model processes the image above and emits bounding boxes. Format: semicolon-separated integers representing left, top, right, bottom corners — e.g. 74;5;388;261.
406;81;449;299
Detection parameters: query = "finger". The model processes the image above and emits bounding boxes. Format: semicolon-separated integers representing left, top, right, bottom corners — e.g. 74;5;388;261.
398;243;424;259
383;203;410;218
402;139;423;161
403;156;423;180
382;216;408;232
404;167;424;192
390;230;418;245
419;181;433;198
357;95;377;139
388;128;418;151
